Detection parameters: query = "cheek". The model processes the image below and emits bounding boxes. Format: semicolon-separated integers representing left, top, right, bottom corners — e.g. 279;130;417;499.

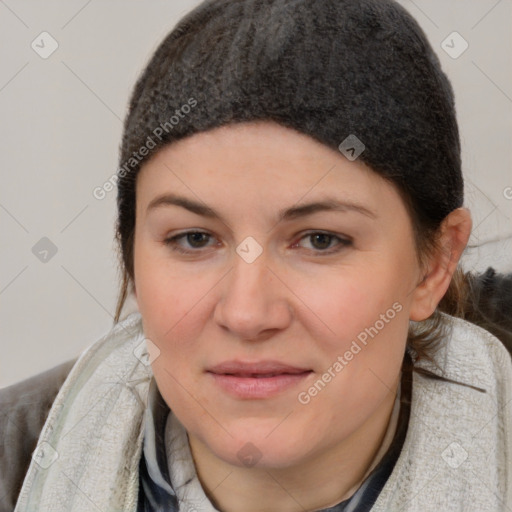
298;263;408;349
134;239;202;331
293;262;410;405
133;249;210;397
136;270;207;361
138;268;211;418
294;275;408;427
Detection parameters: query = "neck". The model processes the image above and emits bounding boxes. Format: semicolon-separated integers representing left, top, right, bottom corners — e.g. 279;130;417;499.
187;379;400;512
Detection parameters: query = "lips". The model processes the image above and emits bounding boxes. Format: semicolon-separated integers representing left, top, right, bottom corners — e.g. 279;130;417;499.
207;360;311;377
206;360;313;399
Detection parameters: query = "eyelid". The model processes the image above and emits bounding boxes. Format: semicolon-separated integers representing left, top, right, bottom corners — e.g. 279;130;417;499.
164;229;352;256
292;230;352;254
164;230;220;255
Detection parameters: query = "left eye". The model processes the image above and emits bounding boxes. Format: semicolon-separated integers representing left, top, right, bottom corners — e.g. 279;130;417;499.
294;231;352;253
164;230;352;255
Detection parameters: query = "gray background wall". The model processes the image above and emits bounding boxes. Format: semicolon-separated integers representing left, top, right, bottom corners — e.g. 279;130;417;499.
1;0;511;388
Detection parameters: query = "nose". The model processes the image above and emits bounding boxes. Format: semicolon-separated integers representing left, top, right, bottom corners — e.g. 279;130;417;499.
213;251;293;341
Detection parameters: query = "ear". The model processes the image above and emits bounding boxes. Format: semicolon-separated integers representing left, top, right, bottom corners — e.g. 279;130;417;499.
409;208;472;321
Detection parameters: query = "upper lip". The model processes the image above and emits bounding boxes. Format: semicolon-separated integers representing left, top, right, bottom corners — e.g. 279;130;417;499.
207;360;312;376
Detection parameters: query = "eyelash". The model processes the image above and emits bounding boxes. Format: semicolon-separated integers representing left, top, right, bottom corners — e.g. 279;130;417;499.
163;230;352;256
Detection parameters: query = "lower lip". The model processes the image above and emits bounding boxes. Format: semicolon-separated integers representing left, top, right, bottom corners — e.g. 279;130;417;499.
207;371;312;399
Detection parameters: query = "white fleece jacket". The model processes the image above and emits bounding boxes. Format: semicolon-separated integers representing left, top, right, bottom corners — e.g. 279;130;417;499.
13;312;512;512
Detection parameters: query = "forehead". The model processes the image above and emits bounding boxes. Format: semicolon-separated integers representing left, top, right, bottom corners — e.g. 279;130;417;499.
135;121;405;222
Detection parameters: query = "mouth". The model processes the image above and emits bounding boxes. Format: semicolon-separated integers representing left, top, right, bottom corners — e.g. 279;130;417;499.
221;372;309;377
208;360;312;375
206;361;313;399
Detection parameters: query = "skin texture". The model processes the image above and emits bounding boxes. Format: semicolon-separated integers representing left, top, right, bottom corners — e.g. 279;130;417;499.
133;120;471;512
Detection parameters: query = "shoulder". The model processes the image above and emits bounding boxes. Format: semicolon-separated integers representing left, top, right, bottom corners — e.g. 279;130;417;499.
428;317;511;503
0;359;77;511
423;314;512;435
440;313;512;389
374;316;512;511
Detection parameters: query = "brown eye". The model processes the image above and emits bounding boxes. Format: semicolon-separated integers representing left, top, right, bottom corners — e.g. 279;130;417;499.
294;231;352;255
183;232;210;248
310;233;333;250
164;231;216;254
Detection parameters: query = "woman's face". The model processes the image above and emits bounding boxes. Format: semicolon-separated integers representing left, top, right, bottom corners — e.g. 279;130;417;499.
133;120;423;469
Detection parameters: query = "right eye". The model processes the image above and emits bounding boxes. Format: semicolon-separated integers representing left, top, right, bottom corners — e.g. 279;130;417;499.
163;231;218;254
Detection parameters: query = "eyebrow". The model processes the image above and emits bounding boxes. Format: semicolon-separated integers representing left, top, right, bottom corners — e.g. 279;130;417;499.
146;193;377;223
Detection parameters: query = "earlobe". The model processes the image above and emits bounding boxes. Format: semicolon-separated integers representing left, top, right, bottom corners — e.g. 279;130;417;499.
409;208;472;321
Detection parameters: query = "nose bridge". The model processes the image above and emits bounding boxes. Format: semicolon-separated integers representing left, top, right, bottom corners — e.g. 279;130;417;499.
231;248;270;300
214;243;291;338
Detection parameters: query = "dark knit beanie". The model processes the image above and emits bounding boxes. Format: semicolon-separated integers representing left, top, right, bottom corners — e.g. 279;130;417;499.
117;0;463;257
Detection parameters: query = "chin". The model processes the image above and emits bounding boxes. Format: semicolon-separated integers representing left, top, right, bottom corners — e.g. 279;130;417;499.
200;425;315;470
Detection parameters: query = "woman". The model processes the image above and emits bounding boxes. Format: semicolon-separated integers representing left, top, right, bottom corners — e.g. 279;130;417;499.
2;0;511;511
